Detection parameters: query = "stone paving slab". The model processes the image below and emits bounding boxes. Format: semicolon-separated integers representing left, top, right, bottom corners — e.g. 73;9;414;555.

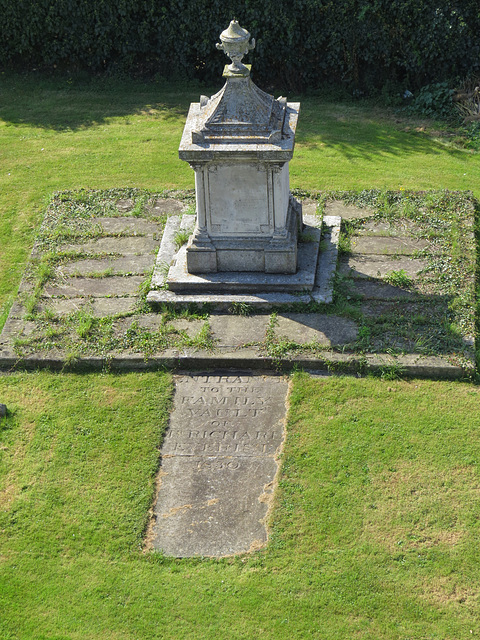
209;315;269;347
360;299;440;318
44;297;139;317
5;302;28;319
170;318;206;339
115;198;186;215
301;199;319;217
149;198;186;215
339;255;427;279
351;236;429;255
355;220;417;236
98;217;163;235
58;255;155;277
60;236;159;255
44;276;144;297
149;374;288;557
276;313;358;345
1;317;36;338
350;280;420;300
325;201;373;219
0;196;474;380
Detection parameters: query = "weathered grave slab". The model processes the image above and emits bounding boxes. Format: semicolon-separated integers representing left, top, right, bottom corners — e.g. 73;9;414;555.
325;201;373;219
44;276;144;297
360;300;434;318
149;198;185;215
355;220;416;236
276;313;358;345
170;318;206;339
59;255;155;277
45;297;138;317
115;198;135;213
302;199;319;217
150;373;288;557
209;315;269;347
61;236;159;255
98;218;163;235
351;236;428;255
351;280;420;300
339;255;426;280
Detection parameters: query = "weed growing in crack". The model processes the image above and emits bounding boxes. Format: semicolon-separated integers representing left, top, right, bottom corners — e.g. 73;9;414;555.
75;311;97;339
174;229;191;250
384;269;414;288
130;195;150;218
229;302;253;316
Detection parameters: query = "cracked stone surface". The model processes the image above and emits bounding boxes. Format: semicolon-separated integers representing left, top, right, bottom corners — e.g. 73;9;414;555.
275;313;358;345
150;373;288;557
339;255;427;280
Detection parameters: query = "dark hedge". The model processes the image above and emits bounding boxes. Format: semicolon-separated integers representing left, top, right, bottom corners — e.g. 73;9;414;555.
1;0;479;90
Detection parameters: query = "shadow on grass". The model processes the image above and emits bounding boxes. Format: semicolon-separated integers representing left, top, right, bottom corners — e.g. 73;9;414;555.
296;98;467;161
0;73;215;131
0;72;468;168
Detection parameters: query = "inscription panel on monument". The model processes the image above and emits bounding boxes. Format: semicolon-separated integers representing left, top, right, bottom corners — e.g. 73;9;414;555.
151;374;288;557
208;165;270;235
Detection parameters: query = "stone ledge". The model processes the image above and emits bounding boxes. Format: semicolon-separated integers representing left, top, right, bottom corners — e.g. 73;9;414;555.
0;349;468;380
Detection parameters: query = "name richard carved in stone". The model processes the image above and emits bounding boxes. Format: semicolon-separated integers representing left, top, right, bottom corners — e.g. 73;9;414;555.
149;374;288;557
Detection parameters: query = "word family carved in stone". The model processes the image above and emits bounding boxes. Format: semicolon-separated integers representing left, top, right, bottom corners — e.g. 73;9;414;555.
150;374;288;557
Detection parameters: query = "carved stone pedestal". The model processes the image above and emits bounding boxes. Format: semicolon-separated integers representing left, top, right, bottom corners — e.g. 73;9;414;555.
147;20;334;308
178;21;300;275
185;159;300;274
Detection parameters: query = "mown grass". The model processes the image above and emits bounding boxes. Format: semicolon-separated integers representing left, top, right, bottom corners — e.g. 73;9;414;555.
1;372;480;639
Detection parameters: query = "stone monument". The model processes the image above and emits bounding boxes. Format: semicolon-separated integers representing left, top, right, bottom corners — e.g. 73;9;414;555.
179;20;300;276
147;20;340;307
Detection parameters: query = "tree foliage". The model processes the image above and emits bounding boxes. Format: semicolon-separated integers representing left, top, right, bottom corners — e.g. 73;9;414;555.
1;0;479;90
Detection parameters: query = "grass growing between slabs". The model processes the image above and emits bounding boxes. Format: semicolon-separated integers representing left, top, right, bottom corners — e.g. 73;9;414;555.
1;372;480;639
4;186;476;373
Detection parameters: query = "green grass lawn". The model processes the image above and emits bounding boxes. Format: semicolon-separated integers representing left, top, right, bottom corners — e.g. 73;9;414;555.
1;73;480;639
1;372;480;639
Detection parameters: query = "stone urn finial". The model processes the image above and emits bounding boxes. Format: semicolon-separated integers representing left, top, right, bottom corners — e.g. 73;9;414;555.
216;19;255;75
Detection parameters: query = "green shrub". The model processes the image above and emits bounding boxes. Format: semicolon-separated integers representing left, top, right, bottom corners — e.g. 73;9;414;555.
408;82;457;121
0;1;479;92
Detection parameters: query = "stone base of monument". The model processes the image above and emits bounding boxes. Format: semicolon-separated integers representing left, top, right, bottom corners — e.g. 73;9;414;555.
185;197;301;275
147;214;340;309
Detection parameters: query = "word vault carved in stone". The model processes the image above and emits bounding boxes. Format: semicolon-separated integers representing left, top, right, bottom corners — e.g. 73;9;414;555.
150;374;288;557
